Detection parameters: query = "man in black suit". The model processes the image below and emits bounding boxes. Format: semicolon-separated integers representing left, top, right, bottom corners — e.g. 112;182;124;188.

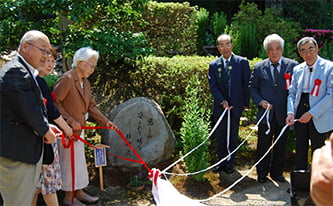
208;34;251;174
250;33;298;183
0;30;60;205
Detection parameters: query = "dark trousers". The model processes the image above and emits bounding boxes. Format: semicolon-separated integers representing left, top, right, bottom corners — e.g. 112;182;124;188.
256;114;288;177
214;112;240;169
295;93;326;170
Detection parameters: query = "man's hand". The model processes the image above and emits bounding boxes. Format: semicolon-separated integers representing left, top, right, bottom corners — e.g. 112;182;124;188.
259;100;273;110
286;113;295;126
221;100;233;110
298;112;312;123
311;133;333;206
43;124;61;144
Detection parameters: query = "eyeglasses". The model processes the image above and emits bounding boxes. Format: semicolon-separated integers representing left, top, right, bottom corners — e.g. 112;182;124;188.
26;42;52;56
217;42;232;48
84;61;96;70
299;46;316;55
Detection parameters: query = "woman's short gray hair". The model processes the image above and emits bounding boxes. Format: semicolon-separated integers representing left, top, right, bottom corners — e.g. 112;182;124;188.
263;33;285;52
72;47;99;68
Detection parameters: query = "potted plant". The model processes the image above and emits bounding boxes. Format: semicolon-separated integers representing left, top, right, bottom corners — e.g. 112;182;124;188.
127;172;145;192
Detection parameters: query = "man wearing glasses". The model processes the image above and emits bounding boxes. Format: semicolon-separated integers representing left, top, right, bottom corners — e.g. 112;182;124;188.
0;30;60;204
286;37;333;170
208;34;251;174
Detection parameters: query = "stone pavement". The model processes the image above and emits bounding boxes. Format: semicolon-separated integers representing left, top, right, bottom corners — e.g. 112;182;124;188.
204;169;291;206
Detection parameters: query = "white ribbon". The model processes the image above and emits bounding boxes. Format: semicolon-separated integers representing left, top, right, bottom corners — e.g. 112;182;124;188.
199;120;297;203
162;108;228;174
226;109;231;161
164;107;270;176
265;104;271;135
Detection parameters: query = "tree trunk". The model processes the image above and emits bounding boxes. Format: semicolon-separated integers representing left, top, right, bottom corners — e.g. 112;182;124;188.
59;9;72;73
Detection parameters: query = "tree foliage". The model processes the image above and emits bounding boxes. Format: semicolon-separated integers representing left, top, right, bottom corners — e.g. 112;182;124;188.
0;0;152;70
283;0;333;30
230;1;302;60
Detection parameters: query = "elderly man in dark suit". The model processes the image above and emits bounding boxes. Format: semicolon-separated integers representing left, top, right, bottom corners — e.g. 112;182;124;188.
250;34;298;183
208;34;251;174
0;30;60;205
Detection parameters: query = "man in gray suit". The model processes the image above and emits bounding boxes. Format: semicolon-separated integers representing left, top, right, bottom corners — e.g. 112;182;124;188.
250;34;298;183
286;37;333;170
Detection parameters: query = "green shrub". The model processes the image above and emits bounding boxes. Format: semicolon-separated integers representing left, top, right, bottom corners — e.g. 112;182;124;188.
195;8;210;53
211;11;227;39
238;23;257;59
131;55;215;131
283;0;333;30
43;74;60;92
94;56;262;135
179;76;210;181
224;25;240;55
320;39;333;60
133;1;199;57
231;2;302;60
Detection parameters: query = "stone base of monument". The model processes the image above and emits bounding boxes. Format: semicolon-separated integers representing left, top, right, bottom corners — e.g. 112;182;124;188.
103;158;174;188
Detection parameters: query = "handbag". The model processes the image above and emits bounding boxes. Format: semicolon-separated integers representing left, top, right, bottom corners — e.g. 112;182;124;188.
42;142;55;164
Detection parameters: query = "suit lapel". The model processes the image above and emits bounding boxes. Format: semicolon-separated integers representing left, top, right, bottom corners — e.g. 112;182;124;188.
278;59;288;84
18;56;46;114
298;64;307;90
264;60;274;84
310;58;323;89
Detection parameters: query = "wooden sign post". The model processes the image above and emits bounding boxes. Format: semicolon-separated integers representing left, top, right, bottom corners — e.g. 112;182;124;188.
94;144;110;191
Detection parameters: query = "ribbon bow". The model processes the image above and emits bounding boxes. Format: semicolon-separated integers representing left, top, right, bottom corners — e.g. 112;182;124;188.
149;168;162;189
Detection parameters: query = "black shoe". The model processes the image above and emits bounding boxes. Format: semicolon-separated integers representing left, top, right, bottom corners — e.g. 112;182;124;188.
258;176;268;183
271;175;286;183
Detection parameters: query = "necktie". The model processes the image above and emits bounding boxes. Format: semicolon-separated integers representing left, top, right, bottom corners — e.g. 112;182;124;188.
307;67;313;89
226;60;231;80
272;63;279;85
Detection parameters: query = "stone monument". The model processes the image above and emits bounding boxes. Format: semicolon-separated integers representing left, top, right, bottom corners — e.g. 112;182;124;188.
102;97;175;169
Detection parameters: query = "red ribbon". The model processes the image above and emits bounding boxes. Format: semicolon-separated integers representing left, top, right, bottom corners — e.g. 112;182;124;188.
311;79;322;96
284;73;291;90
61;126;152;203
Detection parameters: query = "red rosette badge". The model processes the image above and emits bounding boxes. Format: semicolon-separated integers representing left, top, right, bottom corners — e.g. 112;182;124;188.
43;98;47;106
310;79;322;96
284;73;291;90
51;92;57;101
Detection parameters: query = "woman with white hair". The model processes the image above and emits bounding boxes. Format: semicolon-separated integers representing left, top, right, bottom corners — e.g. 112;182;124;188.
54;47;116;205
